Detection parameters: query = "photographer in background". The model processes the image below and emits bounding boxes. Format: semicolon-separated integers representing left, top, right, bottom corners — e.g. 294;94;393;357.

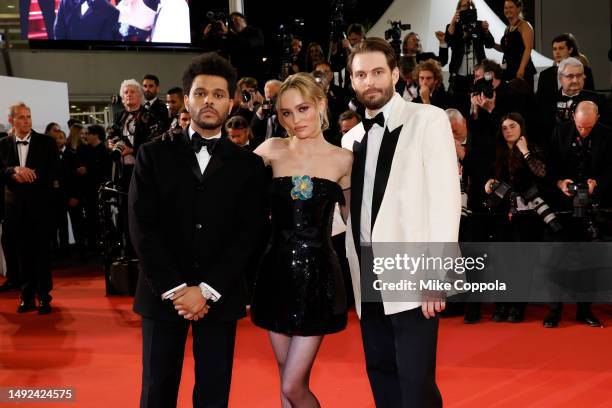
108;79;161;260
230;77;263;123
251;79;286;147
204;12;265;83
544;101;612;328
78;125;112;254
225;115;255;151
482;113;548;323
540;57;608;140
536;33;595;120
445;0;495;116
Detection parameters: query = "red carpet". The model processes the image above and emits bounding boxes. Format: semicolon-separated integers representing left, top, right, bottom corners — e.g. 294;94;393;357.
1;266;612;407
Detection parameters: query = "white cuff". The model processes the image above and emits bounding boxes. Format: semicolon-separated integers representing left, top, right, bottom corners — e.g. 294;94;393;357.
199;282;222;302
161;283;187;300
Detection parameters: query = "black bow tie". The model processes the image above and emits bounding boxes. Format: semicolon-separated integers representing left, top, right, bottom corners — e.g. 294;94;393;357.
362;112;385;133
191;134;219;154
16;140;29;146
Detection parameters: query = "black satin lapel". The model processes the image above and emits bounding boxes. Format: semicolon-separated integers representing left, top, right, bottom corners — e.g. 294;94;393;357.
351;136;367;254
201;137;227;181
24;134;38;168
371;125;403;228
178;132;203;181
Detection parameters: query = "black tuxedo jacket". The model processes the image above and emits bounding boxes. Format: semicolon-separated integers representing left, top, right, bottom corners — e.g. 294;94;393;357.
536;65;595;112
547;121;612;208
56;147;81;201
129;131;269;322
0;131;58;218
54;0;120;41
144;98;170;132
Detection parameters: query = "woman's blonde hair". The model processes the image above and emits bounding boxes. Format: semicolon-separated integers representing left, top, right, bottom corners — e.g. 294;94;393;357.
276;72;329;136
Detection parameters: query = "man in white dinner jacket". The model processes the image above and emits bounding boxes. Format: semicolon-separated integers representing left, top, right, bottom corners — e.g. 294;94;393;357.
342;37;461;408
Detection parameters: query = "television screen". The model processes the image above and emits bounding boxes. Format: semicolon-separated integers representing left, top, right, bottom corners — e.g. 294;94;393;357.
21;0;191;44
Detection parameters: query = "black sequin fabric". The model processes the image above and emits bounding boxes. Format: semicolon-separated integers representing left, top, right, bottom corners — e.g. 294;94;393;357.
251;177;347;336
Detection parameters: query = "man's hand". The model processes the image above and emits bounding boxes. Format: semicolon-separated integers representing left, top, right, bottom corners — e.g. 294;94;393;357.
422;300;445;319
12;166;36;183
472;91;496;113
419;85;431;104
557;179;574;196
587;179;597;195
485;178;497;194
68;198;79;208
121;145;134;157
172;286;208;320
76;166;87;176
482;20;490;32
435;31;445;43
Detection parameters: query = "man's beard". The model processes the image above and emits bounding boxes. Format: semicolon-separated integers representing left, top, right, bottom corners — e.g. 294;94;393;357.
192;107;225;130
144;91;155;100
355;84;395;110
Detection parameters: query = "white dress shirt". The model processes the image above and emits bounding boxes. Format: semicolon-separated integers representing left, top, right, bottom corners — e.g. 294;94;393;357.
188;126;221;174
360;99;394;245
160;126;223;302
16;133;31;167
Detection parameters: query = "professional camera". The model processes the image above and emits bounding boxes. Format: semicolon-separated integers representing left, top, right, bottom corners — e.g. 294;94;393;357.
459;8;478;37
242;90;252;103
484;180;512;210
385;20;411;57
261;98;274;119
523;186;563;232
385;20;411;42
567;182;592;218
109;134;132;161
555;100;575;122
471;71;494;98
206;10;227;38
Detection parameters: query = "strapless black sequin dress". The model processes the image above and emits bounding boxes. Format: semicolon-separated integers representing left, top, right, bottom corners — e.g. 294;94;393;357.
251;176;347;336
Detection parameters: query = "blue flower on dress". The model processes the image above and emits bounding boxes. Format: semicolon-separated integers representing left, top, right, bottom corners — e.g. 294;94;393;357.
290;175;313;200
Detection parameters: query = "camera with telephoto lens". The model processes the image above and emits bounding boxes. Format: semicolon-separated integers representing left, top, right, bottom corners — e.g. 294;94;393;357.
484;180;512;210
385;20;411;58
522;185;563;232
261;98;274;119
471;71;494;98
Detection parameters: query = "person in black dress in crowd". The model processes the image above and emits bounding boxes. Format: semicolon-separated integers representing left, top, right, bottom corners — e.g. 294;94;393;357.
251;72;352;408
497;0;536;90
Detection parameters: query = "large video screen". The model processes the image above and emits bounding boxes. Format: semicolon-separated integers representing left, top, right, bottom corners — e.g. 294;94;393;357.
21;0;191;44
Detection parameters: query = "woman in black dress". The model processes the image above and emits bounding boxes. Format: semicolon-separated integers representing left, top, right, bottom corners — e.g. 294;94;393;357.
497;0;536;89
251;72;352;407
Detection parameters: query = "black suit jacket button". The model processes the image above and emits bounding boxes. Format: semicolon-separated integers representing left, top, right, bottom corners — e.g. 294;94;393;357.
195;223;203;230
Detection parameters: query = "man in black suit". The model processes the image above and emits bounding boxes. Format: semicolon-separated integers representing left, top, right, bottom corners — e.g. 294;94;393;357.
539;57;608;141
536;33;595;124
54;0;120;41
128;52;268;408
544;101;611;328
0;103;58;314
251;79;286;148
142;74;170;132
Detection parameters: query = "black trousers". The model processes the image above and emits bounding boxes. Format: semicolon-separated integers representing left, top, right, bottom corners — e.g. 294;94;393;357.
360;302;442;408
3;205;53;302
140;317;237;408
